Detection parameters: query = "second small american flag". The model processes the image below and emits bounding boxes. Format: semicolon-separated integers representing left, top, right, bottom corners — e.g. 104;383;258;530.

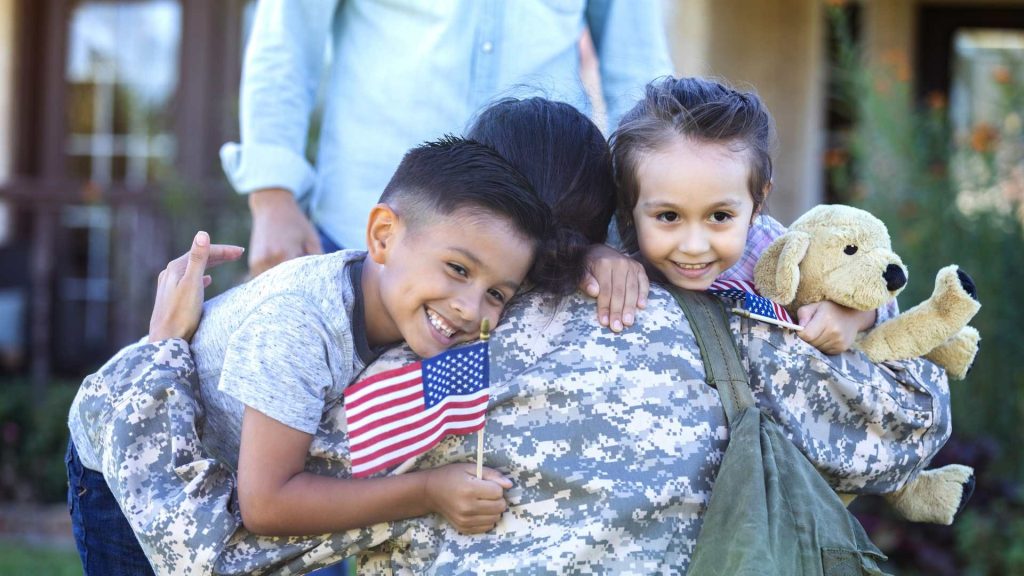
708;278;800;329
344;341;490;478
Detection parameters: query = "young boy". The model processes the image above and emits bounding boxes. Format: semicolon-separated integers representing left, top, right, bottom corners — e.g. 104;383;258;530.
66;136;553;571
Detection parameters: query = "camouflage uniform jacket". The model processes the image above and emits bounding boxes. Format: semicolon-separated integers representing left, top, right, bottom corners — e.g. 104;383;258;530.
69;287;951;575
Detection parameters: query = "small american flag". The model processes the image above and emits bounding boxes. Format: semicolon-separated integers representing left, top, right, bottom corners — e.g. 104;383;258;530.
708;278;802;330
344;341;489;478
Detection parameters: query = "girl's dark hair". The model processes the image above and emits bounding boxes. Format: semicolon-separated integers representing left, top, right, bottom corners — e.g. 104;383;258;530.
468;97;616;295
610;76;775;252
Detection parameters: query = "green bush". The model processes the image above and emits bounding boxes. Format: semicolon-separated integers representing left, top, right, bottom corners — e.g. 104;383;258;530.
828;6;1024;574
0;541;81;575
0;380;79;503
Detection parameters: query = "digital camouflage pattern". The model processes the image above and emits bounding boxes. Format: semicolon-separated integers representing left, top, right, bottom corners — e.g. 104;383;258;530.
69;286;951;575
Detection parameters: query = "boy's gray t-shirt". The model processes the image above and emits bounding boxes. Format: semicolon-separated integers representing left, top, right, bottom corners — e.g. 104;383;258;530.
190;249;376;469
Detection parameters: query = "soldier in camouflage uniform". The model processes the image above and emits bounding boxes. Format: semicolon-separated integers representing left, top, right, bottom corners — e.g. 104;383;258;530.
70;282;950;575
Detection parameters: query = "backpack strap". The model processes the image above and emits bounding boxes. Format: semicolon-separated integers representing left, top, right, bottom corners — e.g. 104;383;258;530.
666;287;756;425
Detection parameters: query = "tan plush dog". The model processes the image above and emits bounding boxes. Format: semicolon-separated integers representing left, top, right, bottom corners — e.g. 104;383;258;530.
754;204;979;525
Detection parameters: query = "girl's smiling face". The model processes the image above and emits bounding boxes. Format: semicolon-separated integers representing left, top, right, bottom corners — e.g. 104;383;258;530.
632;136;756;290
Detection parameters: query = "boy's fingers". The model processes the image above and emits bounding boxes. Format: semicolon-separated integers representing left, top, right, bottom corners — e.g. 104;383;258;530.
474;482;505;501
459;521;499;534
467;499;508;515
205;245;246;268
202;275;212;288
480;467;513;489
183;231;211;284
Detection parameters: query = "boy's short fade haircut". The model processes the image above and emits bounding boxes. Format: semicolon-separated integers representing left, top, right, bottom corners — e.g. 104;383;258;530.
378;135;553;279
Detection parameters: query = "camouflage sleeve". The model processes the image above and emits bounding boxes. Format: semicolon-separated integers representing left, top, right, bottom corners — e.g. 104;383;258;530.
73;339;241;575
70;286;950;575
72;338;194;471
74;338;394;575
736;314;951;494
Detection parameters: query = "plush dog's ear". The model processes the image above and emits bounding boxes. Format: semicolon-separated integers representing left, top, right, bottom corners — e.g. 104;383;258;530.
753;231;810;306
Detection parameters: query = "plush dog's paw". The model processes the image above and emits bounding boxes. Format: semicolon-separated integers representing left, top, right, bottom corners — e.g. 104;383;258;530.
956;269;978;301
956;470;976;517
925;326;980;380
933;265;981;324
886;464;976;525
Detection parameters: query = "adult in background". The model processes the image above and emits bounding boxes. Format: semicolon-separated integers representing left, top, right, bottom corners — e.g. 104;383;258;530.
221;0;672;275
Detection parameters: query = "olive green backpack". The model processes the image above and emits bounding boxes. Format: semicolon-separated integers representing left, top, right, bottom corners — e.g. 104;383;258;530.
669;288;890;576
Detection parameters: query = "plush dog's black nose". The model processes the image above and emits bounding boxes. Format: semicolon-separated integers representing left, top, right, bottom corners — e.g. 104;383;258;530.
884;264;907;291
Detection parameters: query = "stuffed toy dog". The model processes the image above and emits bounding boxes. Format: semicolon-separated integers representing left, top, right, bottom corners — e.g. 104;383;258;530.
754;204;979;525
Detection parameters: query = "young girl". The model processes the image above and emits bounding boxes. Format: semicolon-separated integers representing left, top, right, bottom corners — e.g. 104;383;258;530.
610;76;889;352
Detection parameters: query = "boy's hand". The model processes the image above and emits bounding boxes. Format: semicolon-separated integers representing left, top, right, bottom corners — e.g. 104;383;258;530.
796;300;876;355
248;188;323;277
581;244;649;333
424;463;511;534
148;231;245;343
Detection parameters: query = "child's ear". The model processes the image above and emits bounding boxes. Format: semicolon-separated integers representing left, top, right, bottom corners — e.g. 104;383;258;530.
366;203;400;264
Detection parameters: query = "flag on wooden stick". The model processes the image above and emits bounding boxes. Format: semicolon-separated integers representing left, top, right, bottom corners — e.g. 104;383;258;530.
708;278;803;331
344;341;490;478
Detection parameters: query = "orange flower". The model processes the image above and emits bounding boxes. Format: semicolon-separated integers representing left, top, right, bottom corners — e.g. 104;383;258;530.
969;123;999;153
992;66;1012;85
926;91;947;110
879;49;910;83
824;148;848;168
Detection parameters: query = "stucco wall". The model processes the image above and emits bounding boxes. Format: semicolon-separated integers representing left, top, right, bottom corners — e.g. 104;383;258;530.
665;0;826;225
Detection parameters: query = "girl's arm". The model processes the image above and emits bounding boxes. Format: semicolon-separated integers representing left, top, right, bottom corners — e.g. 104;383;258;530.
795;301;876;355
735;214;889;354
236;407;510;536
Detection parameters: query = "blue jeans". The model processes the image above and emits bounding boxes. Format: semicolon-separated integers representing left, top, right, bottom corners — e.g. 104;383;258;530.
66;440;351;575
66;440;156;576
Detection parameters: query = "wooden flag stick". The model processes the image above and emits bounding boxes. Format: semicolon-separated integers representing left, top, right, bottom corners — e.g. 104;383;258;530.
476;318;490;480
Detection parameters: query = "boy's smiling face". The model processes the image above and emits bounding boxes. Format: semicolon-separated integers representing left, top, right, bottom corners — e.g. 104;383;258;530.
362;205;535;358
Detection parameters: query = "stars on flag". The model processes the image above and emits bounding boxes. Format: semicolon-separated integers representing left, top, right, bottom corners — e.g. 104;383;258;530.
708;278;802;330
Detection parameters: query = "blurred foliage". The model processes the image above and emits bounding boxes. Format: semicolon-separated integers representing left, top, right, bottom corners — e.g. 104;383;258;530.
154;169;251;300
0;541;81;575
0;381;78;503
827;6;1024;574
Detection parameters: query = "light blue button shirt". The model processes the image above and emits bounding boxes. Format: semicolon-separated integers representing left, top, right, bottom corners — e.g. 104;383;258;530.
221;0;673;249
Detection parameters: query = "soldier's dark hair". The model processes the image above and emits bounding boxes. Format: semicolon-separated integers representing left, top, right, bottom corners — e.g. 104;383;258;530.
378;135;554;284
610;76;775;252
467;97;616;295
